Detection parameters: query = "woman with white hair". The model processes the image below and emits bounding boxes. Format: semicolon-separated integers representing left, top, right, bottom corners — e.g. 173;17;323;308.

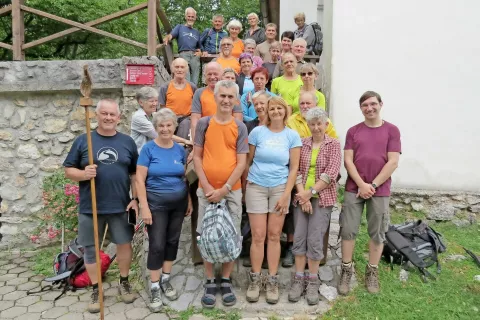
288;107;341;305
244;12;265;45
244;38;263;71
136;108;193;312
131;86;159;153
227;19;244;58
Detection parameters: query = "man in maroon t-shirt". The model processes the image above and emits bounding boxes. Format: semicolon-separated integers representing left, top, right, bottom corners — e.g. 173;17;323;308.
338;91;401;295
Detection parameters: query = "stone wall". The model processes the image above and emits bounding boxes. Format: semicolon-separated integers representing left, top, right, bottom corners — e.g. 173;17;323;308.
390;188;479;226
0;57;170;249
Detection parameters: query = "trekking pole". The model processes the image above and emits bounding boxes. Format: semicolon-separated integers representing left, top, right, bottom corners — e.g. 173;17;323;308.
80;65;105;320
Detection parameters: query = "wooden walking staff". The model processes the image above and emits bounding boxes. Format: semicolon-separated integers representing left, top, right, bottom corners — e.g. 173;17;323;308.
79;65;105;320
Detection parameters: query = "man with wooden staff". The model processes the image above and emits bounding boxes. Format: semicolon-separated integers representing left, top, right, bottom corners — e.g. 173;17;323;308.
64;99;139;313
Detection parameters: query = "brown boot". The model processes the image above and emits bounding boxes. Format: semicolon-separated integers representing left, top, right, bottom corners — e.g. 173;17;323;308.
265;275;280;304
246;272;261;302
365;264;380;294
288;274;305;302
87;287;100;313
337;262;354;296
305;275;321;305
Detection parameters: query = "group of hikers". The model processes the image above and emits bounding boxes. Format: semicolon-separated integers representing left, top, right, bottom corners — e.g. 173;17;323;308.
62;7;401;315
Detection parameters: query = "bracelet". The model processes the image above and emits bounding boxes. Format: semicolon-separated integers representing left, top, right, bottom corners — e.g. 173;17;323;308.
224;183;232;192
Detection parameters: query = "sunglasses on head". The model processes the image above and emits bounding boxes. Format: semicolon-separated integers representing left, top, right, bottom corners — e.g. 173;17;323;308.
300;72;314;76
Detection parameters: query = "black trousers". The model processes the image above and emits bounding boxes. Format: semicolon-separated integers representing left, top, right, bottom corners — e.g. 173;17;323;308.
146;191;188;270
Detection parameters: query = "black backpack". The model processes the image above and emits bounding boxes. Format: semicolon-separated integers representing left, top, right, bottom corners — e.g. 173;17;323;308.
309;22;323;56
383;220;447;282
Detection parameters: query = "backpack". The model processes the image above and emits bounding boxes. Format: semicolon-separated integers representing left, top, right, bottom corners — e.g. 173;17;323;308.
309;22;323;56
198;199;242;263
27;238;114;300
383;220;447;282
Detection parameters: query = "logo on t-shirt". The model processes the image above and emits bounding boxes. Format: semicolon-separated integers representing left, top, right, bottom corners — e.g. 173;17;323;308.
97;147;118;165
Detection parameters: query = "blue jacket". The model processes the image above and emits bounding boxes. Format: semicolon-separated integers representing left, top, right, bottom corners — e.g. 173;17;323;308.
241;89;275;122
200;28;228;54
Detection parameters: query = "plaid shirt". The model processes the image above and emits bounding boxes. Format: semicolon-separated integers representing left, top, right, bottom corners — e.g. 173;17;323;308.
294;135;342;207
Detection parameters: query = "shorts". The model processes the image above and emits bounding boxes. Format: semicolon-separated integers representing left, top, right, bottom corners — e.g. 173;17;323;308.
339;192;390;244
245;182;288;214
196;188;242;234
78;212;134;247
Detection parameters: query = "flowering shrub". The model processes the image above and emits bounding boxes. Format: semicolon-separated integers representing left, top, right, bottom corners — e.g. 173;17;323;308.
31;170;79;244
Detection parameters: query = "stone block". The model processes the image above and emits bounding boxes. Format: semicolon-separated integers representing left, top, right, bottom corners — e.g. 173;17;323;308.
0;306;27;318
0;130;13;141
319;284;338;302
58;132;75;143
3;290;27;301
43;119;67;134
17;144;41;159
168;292;195;311
125;307;151;319
411;202;424;212
185;276;202;291
15;295;40;307
0;301;14;312
319;266;334;282
40;157;62;172
40;306;69;318
28;301;54;313
427;204;455;220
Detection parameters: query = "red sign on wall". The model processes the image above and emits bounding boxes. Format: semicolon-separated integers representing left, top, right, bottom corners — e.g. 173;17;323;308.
125;65;155;85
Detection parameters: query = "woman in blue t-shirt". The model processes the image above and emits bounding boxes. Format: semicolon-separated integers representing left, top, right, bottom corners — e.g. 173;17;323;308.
136;108;193;313
243;96;301;304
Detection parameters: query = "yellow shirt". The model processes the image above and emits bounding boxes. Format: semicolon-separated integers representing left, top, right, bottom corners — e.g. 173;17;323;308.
271;76;303;114
287;113;338;139
291;88;326;111
305;147;320;198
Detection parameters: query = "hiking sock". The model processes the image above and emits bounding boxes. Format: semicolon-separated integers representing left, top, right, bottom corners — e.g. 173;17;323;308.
92;283;99;290
309;274;318;280
205;278;216;296
342;261;352;267
151;280;160;290
368;263;378;268
295;272;305;277
120;275;129;283
161;272;171;283
221;278;232;295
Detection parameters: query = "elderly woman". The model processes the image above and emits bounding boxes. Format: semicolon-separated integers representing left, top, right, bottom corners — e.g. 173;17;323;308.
131;87;159;153
281;31;295;55
244;39;264;71
226;19;244;58
222;67;237;81
293;12;315;51
136;108;193;312
244;96;301;304
237;53;255;96
215;37;240;74
292;63;326;111
288;107;341;305
241;67;274;121
262;41;281;89
244;12;265;45
271;52;303;115
287;91;337;139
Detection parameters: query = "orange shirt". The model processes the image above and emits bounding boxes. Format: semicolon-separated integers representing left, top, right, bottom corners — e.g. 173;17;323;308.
159;81;197;116
216;57;240;74
231;39;244;59
194;117;249;190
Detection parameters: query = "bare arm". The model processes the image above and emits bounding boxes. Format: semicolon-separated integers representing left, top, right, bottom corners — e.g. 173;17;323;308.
193;145;213;193
372;152;400;187
130;173;137;198
242;144;256;191
226;153;247;189
190;113;201;142
65;167;93;182
344;149;365;188
135;166;148;209
283;147;301;196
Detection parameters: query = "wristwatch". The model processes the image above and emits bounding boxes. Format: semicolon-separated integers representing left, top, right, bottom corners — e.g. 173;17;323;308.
309;187;318;195
371;183;378;190
224;183;232;192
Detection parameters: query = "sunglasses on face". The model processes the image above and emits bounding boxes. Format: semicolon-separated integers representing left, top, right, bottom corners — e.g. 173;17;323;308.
301;72;314;77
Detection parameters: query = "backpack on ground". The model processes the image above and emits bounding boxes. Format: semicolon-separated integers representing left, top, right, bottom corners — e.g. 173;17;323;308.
198;199;242;263
27;238;114;300
383;220;447;282
309;22;323;56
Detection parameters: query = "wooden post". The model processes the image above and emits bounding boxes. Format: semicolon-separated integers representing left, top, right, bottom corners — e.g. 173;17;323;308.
80;65;105;320
11;0;25;60
147;0;157;56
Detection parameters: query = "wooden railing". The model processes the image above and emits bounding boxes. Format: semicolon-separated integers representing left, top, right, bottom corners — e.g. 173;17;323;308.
0;0;171;61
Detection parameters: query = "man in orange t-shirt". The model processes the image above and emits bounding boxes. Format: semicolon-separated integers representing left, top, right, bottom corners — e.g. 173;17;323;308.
159;58;197;142
214;37;240;74
191;61;243;141
193;80;248;308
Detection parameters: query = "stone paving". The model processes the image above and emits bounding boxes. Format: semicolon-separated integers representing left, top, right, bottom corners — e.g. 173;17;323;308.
0;206;353;319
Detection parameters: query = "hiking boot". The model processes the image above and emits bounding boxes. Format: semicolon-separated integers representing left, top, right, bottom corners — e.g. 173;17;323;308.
246;272;261;302
265;275;280;304
338;262;354;296
365;264;380;294
118;279;136;304
160;278;178;301
282;247;294;268
288;274;305;302
305;276;321;305
87;287;100;313
148;287;163;313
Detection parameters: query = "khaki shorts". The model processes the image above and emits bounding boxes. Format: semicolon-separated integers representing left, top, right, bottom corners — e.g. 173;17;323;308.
196;188;242;234
340;192;390;244
245;182;288;214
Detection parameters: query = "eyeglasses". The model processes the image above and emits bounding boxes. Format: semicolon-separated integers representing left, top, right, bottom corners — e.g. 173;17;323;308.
300;72;314;77
221;43;233;47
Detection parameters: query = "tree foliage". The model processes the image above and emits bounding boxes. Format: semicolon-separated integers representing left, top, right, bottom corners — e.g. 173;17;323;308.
0;0;261;61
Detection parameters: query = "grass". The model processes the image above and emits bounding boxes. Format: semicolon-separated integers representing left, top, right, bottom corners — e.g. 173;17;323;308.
32;246;58;276
323;209;480;320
